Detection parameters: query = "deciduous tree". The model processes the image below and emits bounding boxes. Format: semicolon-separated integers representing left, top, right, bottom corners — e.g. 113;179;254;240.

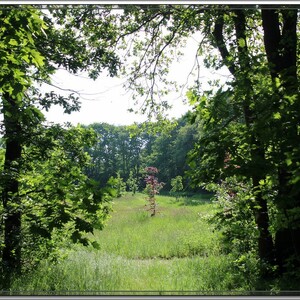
0;5;120;287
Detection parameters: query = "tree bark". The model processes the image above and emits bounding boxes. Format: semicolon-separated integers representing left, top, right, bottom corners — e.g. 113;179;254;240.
261;8;300;272
213;10;275;266
235;10;275;266
1;93;23;289
213;13;236;76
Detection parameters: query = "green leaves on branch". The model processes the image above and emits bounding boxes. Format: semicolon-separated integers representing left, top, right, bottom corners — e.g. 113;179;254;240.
0;7;47;100
185;7;300;273
20;125;112;254
108;172;126;198
170;175;184;200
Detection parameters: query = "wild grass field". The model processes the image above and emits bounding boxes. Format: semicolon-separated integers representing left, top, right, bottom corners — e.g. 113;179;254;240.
11;193;258;295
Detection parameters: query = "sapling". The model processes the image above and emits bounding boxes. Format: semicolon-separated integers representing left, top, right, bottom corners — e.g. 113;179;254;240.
127;170;138;195
170;175;184;200
144;167;164;216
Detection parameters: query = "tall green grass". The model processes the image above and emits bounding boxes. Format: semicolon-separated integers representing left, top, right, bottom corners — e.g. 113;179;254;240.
12;250;236;294
10;193;254;294
92;193;221;259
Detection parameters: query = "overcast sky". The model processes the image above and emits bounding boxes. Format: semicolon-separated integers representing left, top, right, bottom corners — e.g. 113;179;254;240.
42;33;230;126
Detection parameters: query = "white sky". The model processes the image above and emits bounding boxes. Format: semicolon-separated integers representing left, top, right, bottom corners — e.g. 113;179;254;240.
42;33;230;126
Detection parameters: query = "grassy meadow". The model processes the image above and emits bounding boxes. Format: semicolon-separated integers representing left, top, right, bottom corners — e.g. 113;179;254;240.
11;193;258;295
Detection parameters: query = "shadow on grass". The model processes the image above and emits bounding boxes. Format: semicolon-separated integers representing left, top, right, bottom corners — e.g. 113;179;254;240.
180;197;212;206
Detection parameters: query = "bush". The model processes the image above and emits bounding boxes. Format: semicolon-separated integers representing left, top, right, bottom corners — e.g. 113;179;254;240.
170;176;184;200
108;172;126;198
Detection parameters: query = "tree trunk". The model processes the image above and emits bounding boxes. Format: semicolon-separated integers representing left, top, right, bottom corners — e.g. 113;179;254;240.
252;176;275;265
1;93;23;289
262;8;300;272
235;11;275;266
212;10;276;266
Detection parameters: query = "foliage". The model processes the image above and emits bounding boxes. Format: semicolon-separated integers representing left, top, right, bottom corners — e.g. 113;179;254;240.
84;123;143;188
0;5;120;286
170;175;184;200
211;193;272;290
113;5;199;118
108;172;126;198
85;116;199;192
0;6;51;284
157;7;300;278
127;170;138;195
1;124;114;273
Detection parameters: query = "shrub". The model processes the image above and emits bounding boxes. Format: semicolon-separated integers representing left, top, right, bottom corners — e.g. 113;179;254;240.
170;175;184;200
108;172;126;198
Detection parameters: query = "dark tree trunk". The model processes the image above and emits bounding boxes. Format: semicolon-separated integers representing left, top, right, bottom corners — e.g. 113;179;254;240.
252;176;275;265
235;11;275;266
1;93;23;289
261;8;300;272
212;10;276;267
238;74;275;265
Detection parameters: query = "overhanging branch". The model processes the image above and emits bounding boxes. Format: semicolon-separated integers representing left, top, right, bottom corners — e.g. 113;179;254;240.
213;13;236;76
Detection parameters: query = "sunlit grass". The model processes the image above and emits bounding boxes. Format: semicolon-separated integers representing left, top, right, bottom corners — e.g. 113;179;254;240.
93;193;221;259
12;250;234;294
10;192;245;294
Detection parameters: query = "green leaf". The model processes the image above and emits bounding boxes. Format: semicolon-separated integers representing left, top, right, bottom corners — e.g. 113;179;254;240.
275;77;281;88
8;39;18;46
186;90;198;105
22;54;30;63
238;38;246;48
30;49;45;67
273;112;281;120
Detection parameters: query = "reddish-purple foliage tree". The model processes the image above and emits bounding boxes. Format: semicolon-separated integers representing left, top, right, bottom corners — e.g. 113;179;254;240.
144;167;164;216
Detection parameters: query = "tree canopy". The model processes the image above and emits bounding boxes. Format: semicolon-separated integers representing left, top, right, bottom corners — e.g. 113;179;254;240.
84;116;198;192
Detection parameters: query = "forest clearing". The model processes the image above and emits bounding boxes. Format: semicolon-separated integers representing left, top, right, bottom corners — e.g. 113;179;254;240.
9;193;247;294
9;193;298;295
1;4;300;295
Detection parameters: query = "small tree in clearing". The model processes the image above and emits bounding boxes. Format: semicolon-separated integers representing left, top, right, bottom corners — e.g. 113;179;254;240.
170;175;184;200
144;167;164;216
127;170;138;195
108;171;126;197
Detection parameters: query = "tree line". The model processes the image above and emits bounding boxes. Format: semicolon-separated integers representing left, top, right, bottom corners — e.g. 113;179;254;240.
84;115;199;193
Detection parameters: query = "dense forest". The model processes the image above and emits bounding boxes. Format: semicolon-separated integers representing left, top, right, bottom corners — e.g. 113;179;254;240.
84;116;199;192
1;4;300;294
